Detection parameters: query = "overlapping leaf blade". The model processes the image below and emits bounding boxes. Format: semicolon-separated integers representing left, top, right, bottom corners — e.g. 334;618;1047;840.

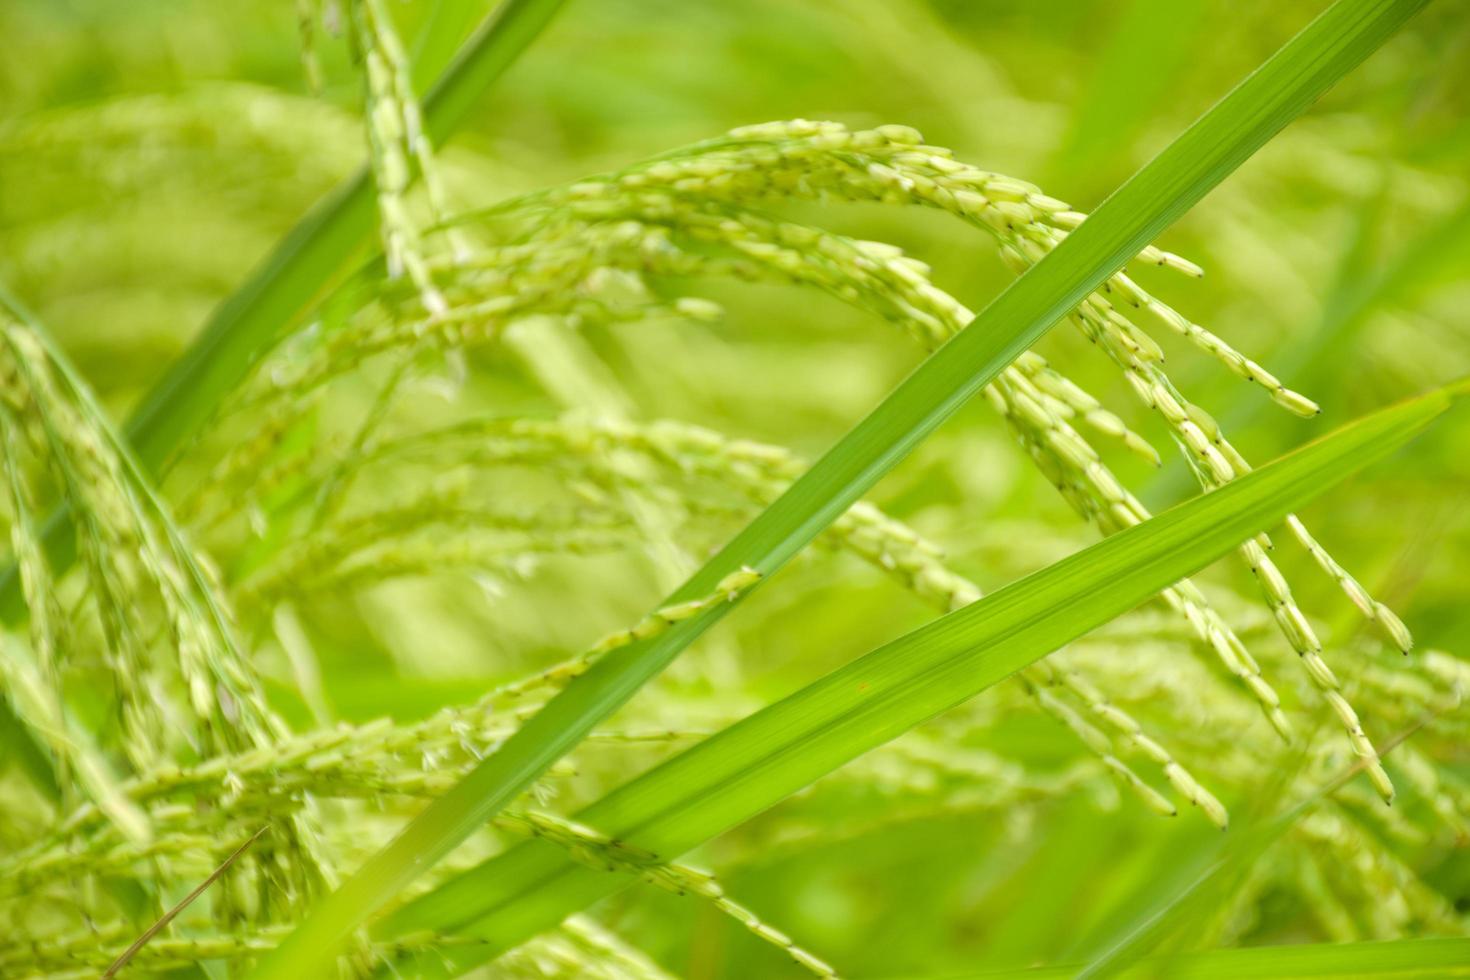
245;1;1430;974
373;386;1449;976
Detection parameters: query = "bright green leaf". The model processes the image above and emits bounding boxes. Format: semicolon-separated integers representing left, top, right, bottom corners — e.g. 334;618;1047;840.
245;2;1430;974
374;385;1450;975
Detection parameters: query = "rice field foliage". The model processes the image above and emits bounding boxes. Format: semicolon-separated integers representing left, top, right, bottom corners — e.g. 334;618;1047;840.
0;0;1467;977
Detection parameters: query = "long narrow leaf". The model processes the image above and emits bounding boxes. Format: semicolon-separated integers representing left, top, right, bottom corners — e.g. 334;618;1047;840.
1073;715;1433;978
246;2;1429;974
0;0;568;621
124;0;567;472
373;386;1450;975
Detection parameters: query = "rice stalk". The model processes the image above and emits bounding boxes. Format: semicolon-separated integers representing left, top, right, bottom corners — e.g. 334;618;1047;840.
3;1;1460;974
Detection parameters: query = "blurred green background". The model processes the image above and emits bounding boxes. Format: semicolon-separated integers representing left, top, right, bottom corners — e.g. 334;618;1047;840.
1;1;1467;976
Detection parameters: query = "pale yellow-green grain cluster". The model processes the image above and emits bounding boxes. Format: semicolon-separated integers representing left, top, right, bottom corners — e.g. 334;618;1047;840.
2;116;1464;977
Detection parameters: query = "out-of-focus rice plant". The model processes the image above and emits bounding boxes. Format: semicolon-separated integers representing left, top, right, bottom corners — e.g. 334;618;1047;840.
0;1;1466;977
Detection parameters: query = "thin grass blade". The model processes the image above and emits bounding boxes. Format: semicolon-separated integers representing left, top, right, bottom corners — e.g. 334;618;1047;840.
0;0;568;622
124;0;568;472
378;387;1452;975
244;3;1430;974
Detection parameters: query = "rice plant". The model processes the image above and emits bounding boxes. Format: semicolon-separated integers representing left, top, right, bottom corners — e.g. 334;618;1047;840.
0;0;1466;977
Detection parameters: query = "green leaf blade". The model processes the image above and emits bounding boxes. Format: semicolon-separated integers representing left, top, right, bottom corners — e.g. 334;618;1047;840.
380;387;1450;972
125;0;569;473
250;0;1429;973
0;0;568;622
